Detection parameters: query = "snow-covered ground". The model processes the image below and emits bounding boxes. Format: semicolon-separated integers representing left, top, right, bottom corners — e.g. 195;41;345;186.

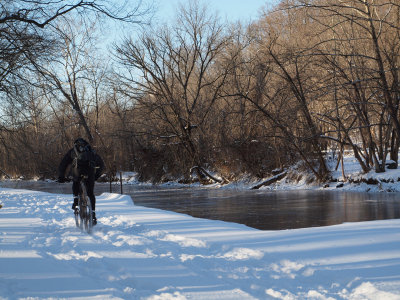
1;187;400;299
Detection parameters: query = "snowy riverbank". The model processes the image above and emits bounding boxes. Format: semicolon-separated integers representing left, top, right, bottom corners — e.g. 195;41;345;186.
116;154;400;194
1;188;400;299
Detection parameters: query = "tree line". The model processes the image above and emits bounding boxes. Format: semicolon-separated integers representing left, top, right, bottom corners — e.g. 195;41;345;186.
1;0;400;184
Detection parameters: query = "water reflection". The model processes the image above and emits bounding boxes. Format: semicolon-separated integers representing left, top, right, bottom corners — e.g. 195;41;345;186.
1;180;400;230
131;188;400;230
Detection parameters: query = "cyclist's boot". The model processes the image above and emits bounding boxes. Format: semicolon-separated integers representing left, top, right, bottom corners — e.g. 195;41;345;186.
72;197;78;210
92;211;97;226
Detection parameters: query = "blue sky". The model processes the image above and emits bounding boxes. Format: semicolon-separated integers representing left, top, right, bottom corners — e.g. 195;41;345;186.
97;0;279;51
154;0;277;23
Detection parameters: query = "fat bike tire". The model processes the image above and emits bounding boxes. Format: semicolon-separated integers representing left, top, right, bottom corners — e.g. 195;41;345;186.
84;198;93;234
80;183;93;234
74;208;82;229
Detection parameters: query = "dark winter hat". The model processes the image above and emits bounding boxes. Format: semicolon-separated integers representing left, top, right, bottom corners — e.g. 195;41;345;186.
74;138;88;147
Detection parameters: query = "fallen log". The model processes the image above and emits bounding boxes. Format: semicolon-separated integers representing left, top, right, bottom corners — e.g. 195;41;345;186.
0;168;11;179
190;166;228;184
251;171;287;189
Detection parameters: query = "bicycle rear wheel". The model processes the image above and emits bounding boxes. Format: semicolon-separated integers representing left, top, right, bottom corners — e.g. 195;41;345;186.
78;181;93;234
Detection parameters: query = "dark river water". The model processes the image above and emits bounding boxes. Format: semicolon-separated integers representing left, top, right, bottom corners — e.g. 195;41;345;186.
1;180;400;230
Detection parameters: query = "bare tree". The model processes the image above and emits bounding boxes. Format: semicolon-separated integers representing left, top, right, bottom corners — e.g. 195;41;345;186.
292;0;400;172
115;1;233;183
0;0;152;176
225;4;331;181
30;19;97;142
0;0;150;92
0;0;149;27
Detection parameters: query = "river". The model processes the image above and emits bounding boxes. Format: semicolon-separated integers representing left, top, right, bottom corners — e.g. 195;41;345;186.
1;180;399;230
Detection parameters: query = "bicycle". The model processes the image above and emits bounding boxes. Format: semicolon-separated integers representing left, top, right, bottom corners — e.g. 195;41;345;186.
74;175;94;234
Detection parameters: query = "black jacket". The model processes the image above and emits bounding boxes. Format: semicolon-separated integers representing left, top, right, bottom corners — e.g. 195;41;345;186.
58;147;105;180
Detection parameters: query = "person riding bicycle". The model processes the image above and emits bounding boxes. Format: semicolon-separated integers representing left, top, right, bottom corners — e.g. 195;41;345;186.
58;138;105;225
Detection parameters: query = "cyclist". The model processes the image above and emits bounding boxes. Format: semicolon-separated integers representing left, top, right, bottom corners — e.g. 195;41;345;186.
58;138;105;225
